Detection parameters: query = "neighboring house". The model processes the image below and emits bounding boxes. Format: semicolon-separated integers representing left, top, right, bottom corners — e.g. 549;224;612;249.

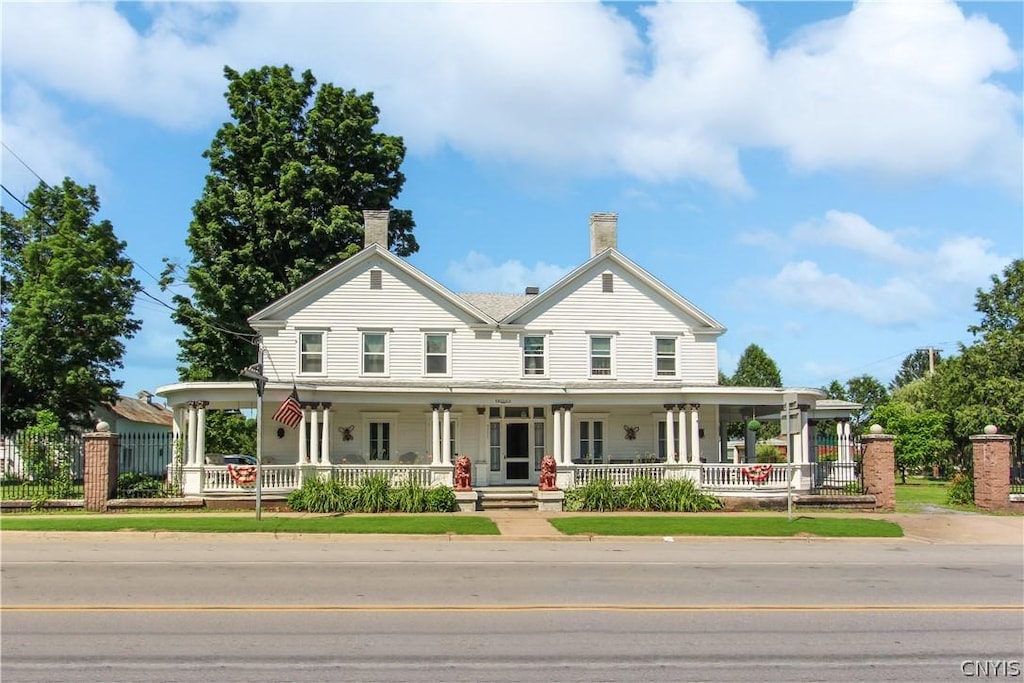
93;392;174;435
157;211;857;499
94;392;174;477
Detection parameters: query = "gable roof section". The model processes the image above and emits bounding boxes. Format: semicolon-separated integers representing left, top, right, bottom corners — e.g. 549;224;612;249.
248;245;499;327
500;249;726;332
103;395;173;427
458;293;533;320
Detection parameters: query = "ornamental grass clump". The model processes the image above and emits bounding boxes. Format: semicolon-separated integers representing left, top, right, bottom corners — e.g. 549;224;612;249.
622;476;662;511
658;478;723;512
354;473;392;513
287;476;352;513
577;477;620;511
391;478;430;513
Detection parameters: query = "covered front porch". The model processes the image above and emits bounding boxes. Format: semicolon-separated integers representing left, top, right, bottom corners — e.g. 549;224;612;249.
156;381;859;501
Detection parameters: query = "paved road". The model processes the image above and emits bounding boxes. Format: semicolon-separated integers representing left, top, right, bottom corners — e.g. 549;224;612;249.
3;537;1022;682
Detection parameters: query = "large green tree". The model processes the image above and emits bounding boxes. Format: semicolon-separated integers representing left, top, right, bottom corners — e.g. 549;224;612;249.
163;64;418;380
730;344;783;387
1;179;142;431
872;401;953;483
890;348;942;390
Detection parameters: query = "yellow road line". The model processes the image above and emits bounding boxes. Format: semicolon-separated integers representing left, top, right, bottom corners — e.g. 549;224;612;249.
3;604;1021;613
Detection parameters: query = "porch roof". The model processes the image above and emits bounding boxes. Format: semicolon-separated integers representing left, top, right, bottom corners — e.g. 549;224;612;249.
156;380;827;415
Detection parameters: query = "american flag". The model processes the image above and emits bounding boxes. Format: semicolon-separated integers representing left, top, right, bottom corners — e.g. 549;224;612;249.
272;388;303;429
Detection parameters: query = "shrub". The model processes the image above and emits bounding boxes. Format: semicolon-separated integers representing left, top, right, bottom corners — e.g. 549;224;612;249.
562;487;584;512
287;476;352;513
354;473;392;513
621;476;662;511
392;478;430;513
946;472;974;506
426;485;457;513
577;477;619;511
659;478;724;512
755;443;785;464
116;473;166;498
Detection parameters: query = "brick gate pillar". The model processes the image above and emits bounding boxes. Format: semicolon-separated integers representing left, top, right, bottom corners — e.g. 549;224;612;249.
970;427;1012;512
861;425;895;512
84;422;119;512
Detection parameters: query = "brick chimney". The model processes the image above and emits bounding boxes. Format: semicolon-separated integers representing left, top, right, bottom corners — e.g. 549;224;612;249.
363;209;390;249
589;212;617;256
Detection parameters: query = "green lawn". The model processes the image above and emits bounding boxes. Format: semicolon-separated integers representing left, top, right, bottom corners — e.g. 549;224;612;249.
895;476;975;513
549;516;903;538
0;515;500;535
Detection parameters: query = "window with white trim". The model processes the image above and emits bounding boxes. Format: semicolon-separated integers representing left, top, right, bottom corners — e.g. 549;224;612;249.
655;337;676;377
299;331;325;374
523;335;546;376
590;336;612;377
362;332;387;375
424;333;449;375
578;420;604;463
367;421;391;461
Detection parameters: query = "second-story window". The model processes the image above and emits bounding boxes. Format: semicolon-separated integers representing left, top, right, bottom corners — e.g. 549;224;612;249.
655;337;676;377
590;336;612;377
523;335;545;376
424;333;449;375
362;332;387;375
299;331;325;374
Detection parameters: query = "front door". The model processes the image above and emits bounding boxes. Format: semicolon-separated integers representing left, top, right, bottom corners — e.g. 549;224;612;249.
505;422;530;482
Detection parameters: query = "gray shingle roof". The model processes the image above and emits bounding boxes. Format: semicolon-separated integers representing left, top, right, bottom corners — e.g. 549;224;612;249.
458;293;533;320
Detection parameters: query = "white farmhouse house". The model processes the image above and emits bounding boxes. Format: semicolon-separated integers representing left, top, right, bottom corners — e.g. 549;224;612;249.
157;211;858;502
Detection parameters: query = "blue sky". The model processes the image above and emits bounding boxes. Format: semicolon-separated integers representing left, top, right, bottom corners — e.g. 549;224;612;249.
2;1;1021;400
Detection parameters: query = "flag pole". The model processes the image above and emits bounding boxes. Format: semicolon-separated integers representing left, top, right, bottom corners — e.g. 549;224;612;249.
240;347;268;522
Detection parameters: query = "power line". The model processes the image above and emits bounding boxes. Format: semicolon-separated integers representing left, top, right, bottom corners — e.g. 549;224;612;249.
2;142;49;187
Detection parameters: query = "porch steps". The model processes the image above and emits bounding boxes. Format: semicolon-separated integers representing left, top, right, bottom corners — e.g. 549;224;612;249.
478;487;538;511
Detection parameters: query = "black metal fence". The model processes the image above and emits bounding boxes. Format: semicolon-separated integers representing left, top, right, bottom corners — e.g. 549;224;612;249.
117;432;176;498
0;431;85;500
807;433;864;495
1;430;178;500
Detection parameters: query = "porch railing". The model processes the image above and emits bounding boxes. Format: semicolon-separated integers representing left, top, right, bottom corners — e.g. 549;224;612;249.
574;463;667;487
333;465;435;487
701;463;791;491
203;465;301;493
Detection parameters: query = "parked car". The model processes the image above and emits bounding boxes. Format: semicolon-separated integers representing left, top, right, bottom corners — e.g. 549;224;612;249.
221;454;257;466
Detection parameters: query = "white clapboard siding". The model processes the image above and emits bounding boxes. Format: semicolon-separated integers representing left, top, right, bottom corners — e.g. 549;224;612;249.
516;265;718;383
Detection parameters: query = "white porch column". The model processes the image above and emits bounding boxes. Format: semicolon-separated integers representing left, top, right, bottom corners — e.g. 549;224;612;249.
320;406;331;465
678;405;689;464
553;406;563;464
297;408;308;464
195;401;208;465
442;404;452;465
186;404;198;466
562;405;573;465
309;406;320;464
689;403;701;464
664;405;676;464
430;404;441;465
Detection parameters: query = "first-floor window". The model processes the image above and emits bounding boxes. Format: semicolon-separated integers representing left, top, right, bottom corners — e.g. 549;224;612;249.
578;420;604;463
590;336;612;376
299;331;325;374
368;421;391;461
655;337;676;377
362;332;387;374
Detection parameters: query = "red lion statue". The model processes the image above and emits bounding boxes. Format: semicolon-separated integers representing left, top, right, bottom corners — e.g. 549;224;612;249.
538;454;558;491
454;454;472;490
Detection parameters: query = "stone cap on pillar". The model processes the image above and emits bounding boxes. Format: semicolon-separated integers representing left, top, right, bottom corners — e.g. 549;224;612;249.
860;424;895;441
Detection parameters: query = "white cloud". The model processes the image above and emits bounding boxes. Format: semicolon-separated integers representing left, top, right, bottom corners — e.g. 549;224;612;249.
741;212;1014;327
2;1;1020;191
443;251;570;294
1;82;107;194
790;210;919;265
